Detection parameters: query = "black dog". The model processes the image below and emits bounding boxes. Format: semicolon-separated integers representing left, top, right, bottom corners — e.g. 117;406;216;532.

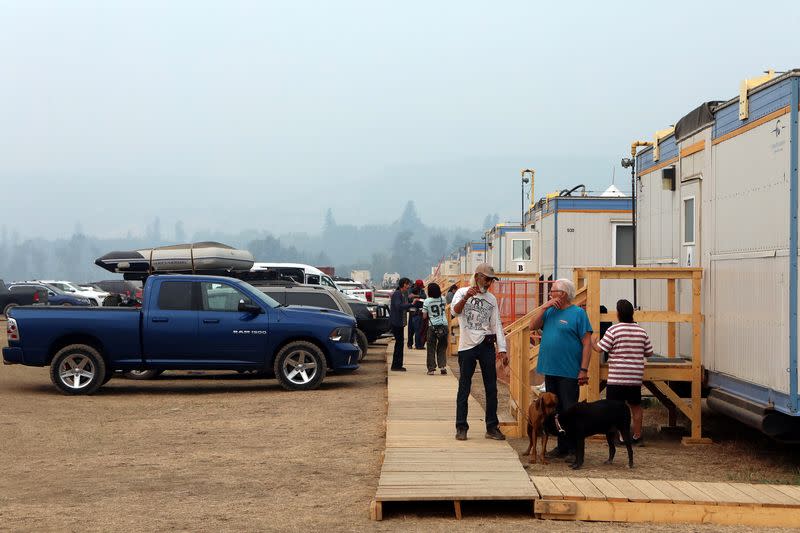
543;399;634;470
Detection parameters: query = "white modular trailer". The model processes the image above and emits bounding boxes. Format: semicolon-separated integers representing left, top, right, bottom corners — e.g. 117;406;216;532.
463;241;487;274
525;195;634;310
634;70;800;429
485;224;539;274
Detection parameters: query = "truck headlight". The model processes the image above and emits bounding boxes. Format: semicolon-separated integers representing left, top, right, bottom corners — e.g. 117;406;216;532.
329;327;352;342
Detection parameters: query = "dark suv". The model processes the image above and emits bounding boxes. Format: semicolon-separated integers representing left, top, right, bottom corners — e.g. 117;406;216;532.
252;282;388;360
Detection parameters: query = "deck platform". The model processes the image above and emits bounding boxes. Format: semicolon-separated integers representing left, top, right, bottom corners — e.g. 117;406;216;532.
531;475;800;527
372;346;538;520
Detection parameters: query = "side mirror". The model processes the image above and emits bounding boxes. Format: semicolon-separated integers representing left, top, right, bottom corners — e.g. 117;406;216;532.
238;301;262;314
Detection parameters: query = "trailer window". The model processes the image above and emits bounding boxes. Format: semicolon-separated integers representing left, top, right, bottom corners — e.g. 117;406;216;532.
512;239;531;261
614;225;634;266
684;198;695;244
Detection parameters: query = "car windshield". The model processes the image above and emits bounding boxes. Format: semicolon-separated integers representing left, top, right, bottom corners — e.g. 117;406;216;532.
239;281;281;308
50;282;75;292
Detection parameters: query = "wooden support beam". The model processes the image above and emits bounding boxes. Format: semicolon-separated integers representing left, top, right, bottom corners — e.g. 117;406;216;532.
599;311;695;323
644;382;679;429
667;279;676;357
690;271;704;442
370;499;383;521
586;270;601;402
454;500;462;520
650;381;693;420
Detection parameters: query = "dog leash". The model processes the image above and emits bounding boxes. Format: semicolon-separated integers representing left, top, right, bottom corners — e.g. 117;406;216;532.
554;414;566;435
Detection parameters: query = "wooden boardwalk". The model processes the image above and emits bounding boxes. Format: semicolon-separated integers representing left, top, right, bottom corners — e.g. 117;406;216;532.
532;475;800;527
372;344;800;526
372;346;538;520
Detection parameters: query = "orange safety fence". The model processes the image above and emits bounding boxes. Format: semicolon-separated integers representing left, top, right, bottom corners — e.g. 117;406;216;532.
490;279;554;327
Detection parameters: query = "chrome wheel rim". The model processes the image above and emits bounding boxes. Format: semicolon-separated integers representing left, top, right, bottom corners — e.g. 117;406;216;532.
283;350;318;385
59;354;95;389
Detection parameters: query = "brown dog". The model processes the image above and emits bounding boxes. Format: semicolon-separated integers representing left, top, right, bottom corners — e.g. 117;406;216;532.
524;392;559;464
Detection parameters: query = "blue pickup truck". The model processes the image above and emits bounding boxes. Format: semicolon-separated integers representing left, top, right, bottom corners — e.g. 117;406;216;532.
2;275;360;395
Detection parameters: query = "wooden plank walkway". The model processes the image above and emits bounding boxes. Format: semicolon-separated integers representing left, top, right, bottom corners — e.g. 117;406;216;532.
532;475;800;527
371;343;800;526
372;345;538;520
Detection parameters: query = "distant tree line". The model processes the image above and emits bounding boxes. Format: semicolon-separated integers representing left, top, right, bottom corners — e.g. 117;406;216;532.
0;202;494;284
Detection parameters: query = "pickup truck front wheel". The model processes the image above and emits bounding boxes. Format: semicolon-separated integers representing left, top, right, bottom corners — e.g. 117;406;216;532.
274;341;326;391
50;344;107;395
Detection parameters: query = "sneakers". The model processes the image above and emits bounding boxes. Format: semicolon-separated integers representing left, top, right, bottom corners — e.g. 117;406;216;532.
485;428;506;440
427;370;435;375
440;368;447;375
455;428;468;441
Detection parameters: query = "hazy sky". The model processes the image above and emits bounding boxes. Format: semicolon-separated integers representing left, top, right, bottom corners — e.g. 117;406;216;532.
2;1;799;239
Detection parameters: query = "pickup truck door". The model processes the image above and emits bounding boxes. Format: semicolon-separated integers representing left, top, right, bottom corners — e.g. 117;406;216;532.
142;280;200;364
196;281;269;365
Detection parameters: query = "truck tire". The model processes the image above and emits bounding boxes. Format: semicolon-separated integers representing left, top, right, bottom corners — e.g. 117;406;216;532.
273;341;326;391
50;344;107;395
3;303;18;318
355;329;368;362
122;369;164;380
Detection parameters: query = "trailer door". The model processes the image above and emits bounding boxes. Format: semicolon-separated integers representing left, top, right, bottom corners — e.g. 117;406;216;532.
681;180;700;267
679;179;701;356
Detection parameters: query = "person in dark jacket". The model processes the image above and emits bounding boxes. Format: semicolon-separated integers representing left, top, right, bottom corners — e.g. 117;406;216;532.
407;279;427;350
389;277;414;371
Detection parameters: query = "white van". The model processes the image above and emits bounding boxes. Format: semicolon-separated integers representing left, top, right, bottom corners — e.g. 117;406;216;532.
250;263;338;289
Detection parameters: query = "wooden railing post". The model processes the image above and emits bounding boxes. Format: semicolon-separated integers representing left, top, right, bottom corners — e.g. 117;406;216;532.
667;278;677;357
687;270;705;443
586;270;602;402
518;326;531;437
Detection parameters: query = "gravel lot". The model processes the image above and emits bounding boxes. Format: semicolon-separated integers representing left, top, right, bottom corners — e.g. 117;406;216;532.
1;324;798;531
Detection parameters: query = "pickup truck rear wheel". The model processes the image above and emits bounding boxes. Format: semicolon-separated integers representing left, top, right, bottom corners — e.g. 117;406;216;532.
355;329;368;362
274;341;326;391
50;344;107;395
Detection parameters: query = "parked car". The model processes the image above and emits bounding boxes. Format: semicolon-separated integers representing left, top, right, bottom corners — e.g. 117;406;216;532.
344;297;390;344
8;282;92;307
333;277;373;302
248;263;338;290
39;280;110;306
2;274;360;395
1;279;48;318
253;281;374;360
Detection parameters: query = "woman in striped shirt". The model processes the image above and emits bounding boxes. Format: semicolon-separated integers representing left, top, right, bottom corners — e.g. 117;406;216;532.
591;299;653;444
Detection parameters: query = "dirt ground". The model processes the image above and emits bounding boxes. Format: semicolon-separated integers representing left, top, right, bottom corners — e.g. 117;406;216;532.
1;324;799;532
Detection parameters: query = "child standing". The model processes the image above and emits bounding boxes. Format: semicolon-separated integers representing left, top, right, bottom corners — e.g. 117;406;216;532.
422;283;449;375
592;299;653;444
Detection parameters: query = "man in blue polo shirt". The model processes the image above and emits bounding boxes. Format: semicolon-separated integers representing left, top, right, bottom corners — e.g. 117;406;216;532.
530;278;592;458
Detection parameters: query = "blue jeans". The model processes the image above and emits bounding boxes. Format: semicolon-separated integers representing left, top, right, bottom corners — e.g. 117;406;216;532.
455;341;499;431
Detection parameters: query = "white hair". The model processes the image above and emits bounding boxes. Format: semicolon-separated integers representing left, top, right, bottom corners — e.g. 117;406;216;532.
554;278;575;300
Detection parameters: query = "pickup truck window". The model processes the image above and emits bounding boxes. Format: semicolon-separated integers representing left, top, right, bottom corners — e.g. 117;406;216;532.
201;282;253;312
286;292;337;310
158;281;194;310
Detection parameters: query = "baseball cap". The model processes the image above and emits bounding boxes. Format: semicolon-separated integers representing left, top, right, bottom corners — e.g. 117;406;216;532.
415;279;424;287
475;263;499;280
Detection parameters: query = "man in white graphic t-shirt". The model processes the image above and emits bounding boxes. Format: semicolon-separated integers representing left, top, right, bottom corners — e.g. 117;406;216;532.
451;263;507;441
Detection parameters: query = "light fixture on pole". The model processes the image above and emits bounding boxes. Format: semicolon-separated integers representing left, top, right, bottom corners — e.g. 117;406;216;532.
520;169;535;228
621;142;653;308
